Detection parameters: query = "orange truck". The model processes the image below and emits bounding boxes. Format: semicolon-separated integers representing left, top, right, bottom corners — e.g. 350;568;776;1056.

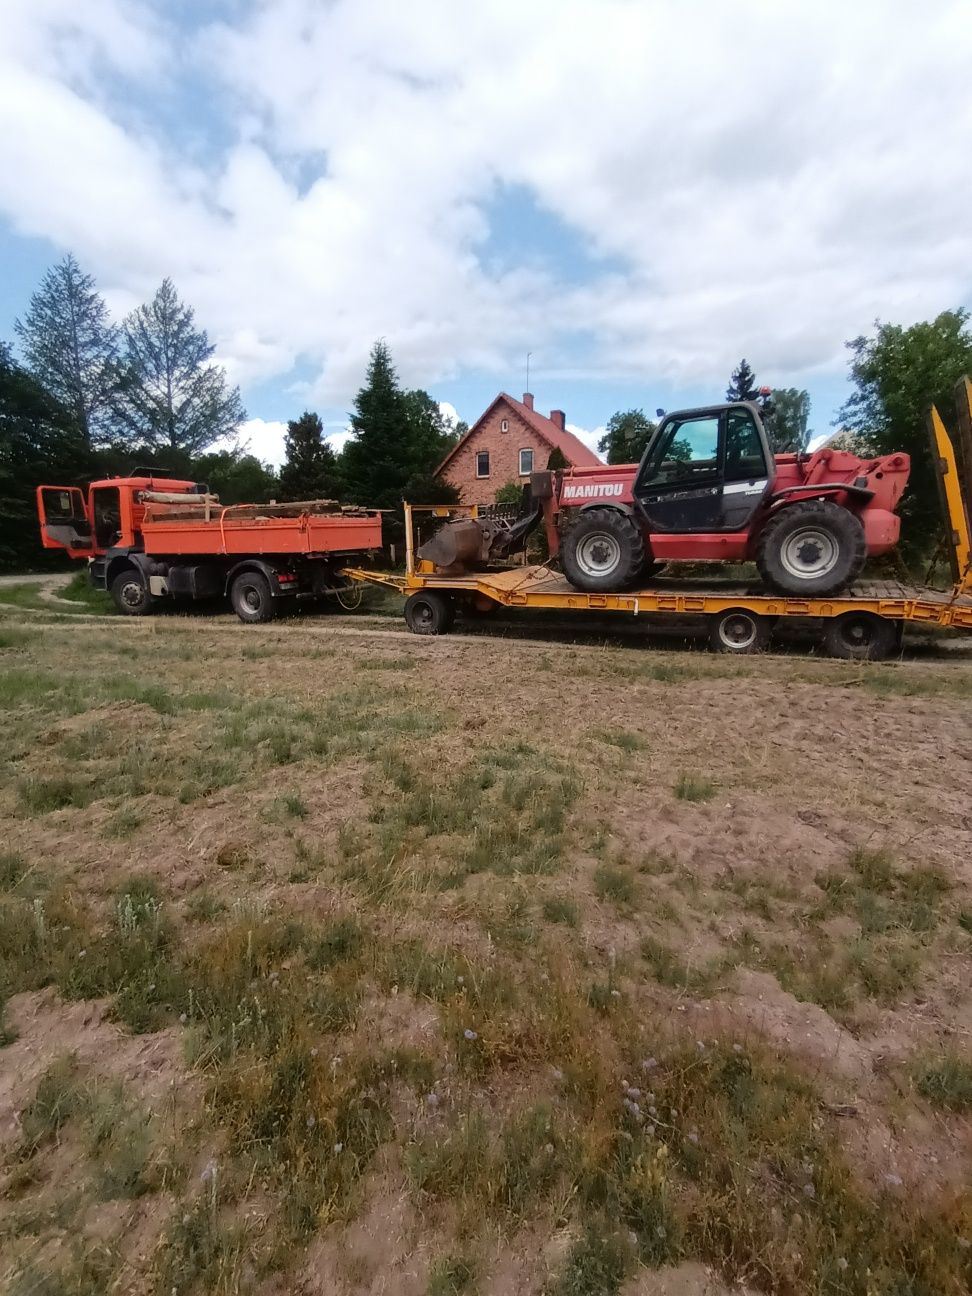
36;475;382;622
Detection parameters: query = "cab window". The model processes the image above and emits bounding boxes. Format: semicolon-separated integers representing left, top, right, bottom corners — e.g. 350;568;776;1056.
642;414;720;490
43;489;85;524
724;408;768;482
93;486;122;548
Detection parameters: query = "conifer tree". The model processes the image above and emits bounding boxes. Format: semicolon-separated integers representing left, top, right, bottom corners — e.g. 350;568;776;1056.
278;411;340;501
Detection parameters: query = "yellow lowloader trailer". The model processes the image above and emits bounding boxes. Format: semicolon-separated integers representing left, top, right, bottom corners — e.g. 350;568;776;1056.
345;382;972;660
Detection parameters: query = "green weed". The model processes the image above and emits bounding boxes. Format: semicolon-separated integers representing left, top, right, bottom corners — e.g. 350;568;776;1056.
914;1053;972;1111
594;865;637;909
543;896;579;927
673;772;716;803
428;1254;477;1296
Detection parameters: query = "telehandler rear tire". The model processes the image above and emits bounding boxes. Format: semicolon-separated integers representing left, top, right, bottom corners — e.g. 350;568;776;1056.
756;500;865;596
562;508;646;593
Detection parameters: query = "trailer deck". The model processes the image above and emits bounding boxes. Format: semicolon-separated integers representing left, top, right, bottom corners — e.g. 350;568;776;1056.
347;562;972;629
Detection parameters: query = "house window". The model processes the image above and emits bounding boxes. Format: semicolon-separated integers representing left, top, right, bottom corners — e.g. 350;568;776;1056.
500;419;509;433
518;448;534;476
476;451;490;478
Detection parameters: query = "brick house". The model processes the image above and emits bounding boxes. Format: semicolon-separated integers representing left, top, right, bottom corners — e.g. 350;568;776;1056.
436;392;602;504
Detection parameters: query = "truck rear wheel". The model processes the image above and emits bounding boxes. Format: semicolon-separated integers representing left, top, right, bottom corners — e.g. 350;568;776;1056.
404;591;454;635
562;508;646;593
230;571;276;624
110;569;153;616
756;500;866;596
823;612;900;660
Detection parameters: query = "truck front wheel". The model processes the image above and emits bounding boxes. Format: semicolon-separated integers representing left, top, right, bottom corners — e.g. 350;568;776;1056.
110;569;153;616
561;508;646;593
230;571;276;624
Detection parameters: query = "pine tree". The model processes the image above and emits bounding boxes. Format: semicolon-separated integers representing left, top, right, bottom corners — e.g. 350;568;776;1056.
14;255;119;446
341;341;458;509
726;359;759;403
112;278;244;455
278;412;340;501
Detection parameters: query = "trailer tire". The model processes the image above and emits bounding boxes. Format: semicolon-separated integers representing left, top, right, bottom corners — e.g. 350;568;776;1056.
823;612;900;661
110;569;153;616
230;571;276;624
562;508;646;593
756;500;866;596
404;591;454;635
709;608;771;654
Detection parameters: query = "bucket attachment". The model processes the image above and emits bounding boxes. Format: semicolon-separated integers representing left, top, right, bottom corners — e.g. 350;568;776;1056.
416;497;543;574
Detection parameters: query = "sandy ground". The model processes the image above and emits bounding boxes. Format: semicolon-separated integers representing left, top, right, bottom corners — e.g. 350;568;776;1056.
1;603;971;1293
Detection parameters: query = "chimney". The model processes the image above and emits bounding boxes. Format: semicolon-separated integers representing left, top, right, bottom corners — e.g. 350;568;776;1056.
550;409;566;430
522;392;534;409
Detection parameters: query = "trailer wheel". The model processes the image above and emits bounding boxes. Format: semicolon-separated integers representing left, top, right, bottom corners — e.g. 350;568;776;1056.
756;500;866;596
709;608;771;654
562;508;646;593
404;591;454;635
230;571;276;624
823;612;900;661
110;569;153;616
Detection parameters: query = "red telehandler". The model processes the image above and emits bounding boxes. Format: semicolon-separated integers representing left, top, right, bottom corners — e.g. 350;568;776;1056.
419;399;911;598
36;474;382;622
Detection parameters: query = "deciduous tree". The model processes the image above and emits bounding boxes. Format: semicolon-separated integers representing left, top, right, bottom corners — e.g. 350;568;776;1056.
766;387;811;453
838;310;972;547
598;409;656;464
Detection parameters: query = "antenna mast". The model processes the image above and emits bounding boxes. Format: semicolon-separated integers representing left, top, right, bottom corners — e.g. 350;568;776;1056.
526;352;532;392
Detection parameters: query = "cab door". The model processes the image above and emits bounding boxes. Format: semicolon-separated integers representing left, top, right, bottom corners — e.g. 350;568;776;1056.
36;486;93;554
718;405;772;531
634;411;723;532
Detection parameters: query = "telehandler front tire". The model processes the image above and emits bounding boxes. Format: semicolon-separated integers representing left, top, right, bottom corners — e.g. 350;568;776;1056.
756;500;865;596
561;508;646;593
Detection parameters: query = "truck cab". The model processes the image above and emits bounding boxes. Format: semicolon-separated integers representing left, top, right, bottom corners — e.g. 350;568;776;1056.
36;477;204;559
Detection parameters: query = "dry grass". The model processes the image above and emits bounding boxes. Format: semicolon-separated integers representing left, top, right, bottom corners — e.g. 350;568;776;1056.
1;608;971;1294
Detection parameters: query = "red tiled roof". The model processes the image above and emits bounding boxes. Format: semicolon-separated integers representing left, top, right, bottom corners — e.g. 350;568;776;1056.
436;393;603;475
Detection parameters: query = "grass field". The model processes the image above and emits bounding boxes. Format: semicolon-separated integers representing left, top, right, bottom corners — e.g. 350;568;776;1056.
1;603;971;1295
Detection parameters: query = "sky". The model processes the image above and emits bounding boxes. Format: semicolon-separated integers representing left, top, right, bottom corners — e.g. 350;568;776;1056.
1;0;971;468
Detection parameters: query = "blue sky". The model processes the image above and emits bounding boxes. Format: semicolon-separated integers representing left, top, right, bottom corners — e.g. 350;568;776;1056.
2;0;969;465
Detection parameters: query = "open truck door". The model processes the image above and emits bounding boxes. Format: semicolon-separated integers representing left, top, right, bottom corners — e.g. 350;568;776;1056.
36;486;93;556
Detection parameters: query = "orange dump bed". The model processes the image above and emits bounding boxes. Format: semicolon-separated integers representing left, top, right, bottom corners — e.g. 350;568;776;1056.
140;505;383;558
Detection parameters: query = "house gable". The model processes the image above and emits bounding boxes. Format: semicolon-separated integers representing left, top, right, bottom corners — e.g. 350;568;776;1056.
436;392;602;504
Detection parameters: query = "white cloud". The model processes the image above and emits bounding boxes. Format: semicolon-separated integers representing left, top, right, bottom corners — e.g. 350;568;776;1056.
438;401;461;430
566;423;606;460
233;418;288;466
1;0;971;415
